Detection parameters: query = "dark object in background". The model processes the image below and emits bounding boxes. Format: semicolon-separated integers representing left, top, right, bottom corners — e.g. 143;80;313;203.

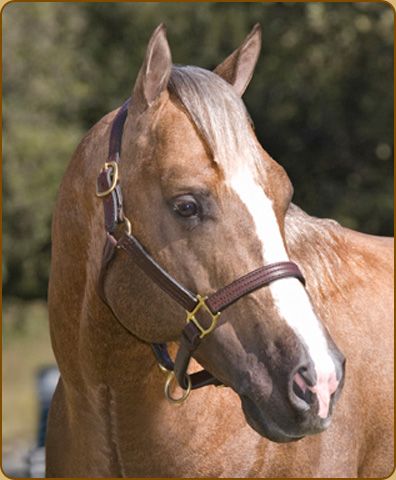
3;365;59;478
27;366;59;477
36;366;59;448
28;366;59;477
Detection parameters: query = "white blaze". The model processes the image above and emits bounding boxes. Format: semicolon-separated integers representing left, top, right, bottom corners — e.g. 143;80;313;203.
229;167;338;418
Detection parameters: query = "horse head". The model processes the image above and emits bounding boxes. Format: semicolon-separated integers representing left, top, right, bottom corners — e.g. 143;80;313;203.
101;24;345;443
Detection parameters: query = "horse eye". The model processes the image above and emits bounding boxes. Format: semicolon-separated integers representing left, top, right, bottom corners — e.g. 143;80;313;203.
172;196;200;218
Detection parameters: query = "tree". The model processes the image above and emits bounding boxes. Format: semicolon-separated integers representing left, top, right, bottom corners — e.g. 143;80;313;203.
3;2;393;300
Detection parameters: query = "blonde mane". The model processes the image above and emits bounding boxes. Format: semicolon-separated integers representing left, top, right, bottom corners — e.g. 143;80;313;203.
168;65;263;177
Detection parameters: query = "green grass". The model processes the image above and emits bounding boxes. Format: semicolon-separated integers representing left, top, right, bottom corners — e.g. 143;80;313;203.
3;299;56;452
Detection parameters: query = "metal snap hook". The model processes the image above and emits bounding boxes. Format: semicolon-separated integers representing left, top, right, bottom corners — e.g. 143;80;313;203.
164;371;192;405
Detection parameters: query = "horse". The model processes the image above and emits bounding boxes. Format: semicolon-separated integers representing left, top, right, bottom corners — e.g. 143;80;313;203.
46;24;393;477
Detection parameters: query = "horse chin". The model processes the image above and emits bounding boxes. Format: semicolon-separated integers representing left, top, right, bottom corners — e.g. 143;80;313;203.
240;396;304;443
240;395;329;443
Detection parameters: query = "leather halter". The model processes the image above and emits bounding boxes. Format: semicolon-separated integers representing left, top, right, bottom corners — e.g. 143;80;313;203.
96;99;305;403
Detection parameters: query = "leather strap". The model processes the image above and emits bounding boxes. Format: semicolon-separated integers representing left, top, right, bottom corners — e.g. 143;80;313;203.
97;170;123;233
206;262;305;313
96;100;129;232
109;99;129;160
151;343;222;389
96;99;307;394
97;234;118;303
117;233;197;311
174;262;305;388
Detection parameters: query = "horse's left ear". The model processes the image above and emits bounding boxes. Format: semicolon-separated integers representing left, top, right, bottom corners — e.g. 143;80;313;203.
131;24;172;113
214;23;261;97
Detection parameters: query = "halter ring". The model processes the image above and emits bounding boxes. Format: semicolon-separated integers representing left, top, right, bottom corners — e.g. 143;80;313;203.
96;161;119;197
164;371;192;404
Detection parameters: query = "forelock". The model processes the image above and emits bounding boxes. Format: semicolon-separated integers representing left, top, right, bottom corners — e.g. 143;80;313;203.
168;65;262;176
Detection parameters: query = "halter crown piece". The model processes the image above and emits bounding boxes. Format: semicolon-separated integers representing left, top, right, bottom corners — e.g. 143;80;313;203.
96;99;306;404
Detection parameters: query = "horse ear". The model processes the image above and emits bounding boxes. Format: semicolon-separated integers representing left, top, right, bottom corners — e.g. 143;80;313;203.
214;24;261;97
131;24;172;113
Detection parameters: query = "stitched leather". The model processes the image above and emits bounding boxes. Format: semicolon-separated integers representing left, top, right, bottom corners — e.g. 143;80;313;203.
152;342;222;390
173;262;305;387
151;343;175;371
175;322;204;387
117;233;197;311
97;234;118;302
97;170;123;232
97;99;307;394
206;262;305;313
108;100;129;158
181;368;222;390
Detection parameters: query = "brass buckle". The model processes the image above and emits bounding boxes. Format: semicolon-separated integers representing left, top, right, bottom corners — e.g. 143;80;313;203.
186;294;221;339
122;216;132;236
96;161;119;197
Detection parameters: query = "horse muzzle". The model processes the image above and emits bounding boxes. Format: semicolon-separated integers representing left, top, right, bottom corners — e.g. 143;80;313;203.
238;356;345;443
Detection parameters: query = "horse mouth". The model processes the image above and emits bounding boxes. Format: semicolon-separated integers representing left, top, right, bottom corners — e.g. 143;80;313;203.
240;395;330;443
240;395;304;443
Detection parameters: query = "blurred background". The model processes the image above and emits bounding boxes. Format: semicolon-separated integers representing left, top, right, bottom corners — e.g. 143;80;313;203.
2;2;393;476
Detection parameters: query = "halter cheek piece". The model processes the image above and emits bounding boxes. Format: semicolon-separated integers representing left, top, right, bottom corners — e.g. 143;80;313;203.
96;99;305;404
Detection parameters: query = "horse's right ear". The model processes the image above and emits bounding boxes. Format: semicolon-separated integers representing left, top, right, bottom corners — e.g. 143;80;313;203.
131;24;172;113
214;24;261;97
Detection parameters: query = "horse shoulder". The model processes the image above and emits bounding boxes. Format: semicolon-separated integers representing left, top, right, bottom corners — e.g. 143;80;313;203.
340;227;393;310
328;226;394;477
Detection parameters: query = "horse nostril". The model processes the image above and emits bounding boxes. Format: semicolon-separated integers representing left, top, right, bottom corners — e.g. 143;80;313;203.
293;378;314;405
297;365;316;387
290;362;342;419
289;365;317;412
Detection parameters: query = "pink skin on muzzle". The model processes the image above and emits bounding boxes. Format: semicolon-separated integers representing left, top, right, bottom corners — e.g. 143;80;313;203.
294;371;339;419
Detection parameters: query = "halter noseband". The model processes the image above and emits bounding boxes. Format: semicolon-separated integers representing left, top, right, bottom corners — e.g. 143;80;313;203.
96;99;305;404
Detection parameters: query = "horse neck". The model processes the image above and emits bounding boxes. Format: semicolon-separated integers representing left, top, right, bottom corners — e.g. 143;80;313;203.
284;204;349;305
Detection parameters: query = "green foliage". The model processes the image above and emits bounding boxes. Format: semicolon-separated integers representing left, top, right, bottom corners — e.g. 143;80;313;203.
3;3;393;300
